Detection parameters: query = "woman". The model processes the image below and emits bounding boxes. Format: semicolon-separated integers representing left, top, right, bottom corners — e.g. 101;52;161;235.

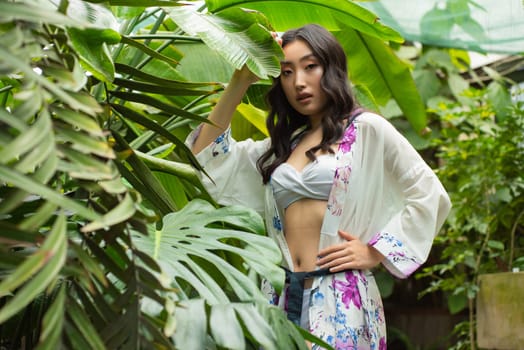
187;24;451;349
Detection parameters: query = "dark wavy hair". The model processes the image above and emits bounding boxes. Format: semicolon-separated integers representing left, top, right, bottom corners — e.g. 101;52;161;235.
257;24;358;184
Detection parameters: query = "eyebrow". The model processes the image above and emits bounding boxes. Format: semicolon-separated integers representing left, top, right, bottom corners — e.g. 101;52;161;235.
280;53;317;65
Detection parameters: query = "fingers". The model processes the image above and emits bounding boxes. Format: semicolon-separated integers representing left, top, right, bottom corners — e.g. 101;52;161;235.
317;247;349;266
327;261;353;273
317;234;384;272
318;255;354;272
318;246;384;271
338;229;357;241
271;31;282;46
318;251;369;272
317;230;357;257
317;242;346;258
235;65;259;85
317;230;357;256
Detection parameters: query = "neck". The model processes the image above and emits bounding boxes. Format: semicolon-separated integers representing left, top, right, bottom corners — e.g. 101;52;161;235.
308;115;323;132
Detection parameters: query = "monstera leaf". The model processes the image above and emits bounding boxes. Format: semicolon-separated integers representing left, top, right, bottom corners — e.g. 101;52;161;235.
135;199;284;301
133;199;334;349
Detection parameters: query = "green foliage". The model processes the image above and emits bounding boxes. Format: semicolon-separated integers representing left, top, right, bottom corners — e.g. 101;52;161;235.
168;0;428;132
135;199;284;301
418;80;524;347
420;0;488;47
165;6;283;80
0;0;442;348
206;0;404;43
336;25;427;132
0;2;170;348
0;0;299;348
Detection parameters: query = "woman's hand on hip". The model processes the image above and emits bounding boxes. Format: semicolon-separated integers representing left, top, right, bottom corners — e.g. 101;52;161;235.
316;230;385;272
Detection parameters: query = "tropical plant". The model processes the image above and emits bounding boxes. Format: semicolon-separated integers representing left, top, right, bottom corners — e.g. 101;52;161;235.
416;55;524;349
0;0;428;348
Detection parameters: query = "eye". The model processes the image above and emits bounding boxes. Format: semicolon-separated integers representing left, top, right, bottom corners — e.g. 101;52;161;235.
281;68;293;76
305;63;318;70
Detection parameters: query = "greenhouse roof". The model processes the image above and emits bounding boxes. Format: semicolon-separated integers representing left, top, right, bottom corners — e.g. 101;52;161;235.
359;0;524;55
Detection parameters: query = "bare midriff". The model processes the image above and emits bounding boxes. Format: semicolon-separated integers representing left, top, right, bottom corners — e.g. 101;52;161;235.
284;198;327;288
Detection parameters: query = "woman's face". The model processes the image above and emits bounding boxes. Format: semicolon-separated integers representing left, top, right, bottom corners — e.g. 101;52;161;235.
280;39;328;124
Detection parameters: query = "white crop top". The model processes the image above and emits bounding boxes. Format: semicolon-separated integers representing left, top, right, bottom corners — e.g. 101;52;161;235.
271;154;337;215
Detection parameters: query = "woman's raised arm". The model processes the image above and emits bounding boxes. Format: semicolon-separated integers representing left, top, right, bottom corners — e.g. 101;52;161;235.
191;65;258;154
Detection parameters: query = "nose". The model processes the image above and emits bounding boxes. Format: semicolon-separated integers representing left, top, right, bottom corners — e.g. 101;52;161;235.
294;70;306;90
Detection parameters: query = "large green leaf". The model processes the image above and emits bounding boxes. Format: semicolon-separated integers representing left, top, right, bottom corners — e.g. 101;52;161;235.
62;0;121;82
336;25;427;132
173;41;234;83
130;199;318;348
206;0;403;42
135;199;284;299
487;80;512;120
166;6;283;79
209;303;245;349
173;299;207;349
68;28;120;82
236;102;269;136
233;302;278;349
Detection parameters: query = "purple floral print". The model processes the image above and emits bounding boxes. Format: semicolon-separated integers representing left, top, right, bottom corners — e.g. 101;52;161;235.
332;271;362;310
370;231;422;277
338;123;356;153
327;123;358;216
379;336;387;350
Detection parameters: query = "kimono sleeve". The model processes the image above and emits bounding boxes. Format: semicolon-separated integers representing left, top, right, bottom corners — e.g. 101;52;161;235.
367;117;451;278
185;125;270;216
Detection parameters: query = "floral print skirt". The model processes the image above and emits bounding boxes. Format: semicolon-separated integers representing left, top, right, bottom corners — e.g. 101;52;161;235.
309;269;386;349
264;269;386;350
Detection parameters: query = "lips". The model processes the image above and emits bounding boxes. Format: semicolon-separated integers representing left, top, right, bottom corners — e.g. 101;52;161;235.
296;93;312;102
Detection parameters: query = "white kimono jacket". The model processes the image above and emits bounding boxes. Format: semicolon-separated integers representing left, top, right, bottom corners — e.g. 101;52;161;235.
186;112;451;349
